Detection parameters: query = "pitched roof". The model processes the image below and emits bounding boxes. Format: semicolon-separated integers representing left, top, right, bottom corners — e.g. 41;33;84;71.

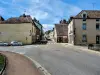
0;16;4;21
55;24;68;36
5;17;20;23
59;19;68;24
19;15;32;23
75;10;100;18
0;14;33;24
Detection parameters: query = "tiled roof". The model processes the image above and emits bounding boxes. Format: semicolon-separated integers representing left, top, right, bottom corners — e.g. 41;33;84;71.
5;17;20;23
59;19;68;24
0;14;33;24
33;18;43;31
19;16;32;23
55;24;68;36
0;16;4;21
75;10;100;18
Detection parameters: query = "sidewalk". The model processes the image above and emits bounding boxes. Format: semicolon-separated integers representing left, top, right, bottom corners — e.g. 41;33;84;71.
61;43;100;56
0;51;41;75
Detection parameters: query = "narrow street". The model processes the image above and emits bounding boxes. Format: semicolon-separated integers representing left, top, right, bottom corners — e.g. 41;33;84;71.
0;41;100;75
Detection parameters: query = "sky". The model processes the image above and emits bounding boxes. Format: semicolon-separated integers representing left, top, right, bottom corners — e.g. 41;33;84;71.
0;0;100;31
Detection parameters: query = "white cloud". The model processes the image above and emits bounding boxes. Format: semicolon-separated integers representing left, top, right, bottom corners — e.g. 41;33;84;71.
43;24;54;31
0;0;81;31
26;0;81;22
25;10;49;20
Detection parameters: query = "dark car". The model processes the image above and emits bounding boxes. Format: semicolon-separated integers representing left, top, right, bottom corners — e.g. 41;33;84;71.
46;38;51;41
40;40;48;44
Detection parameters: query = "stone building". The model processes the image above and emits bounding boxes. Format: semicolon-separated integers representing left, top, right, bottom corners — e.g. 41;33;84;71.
54;19;68;43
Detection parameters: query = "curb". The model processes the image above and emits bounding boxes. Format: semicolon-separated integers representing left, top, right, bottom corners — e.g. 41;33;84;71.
0;53;7;75
25;55;51;75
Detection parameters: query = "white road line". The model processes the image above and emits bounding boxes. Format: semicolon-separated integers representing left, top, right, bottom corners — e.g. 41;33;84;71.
17;52;26;54
48;43;56;44
25;56;51;75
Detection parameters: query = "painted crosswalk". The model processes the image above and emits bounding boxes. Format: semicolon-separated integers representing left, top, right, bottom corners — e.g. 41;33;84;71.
47;43;57;44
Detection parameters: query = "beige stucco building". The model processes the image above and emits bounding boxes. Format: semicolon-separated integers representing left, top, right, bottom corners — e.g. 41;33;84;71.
0;14;43;44
68;10;100;45
47;31;54;40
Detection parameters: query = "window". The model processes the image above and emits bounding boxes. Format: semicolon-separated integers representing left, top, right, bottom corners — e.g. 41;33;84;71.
96;23;100;30
83;18;86;21
30;30;31;33
83;14;87;18
96;19;99;21
82;34;87;42
29;30;32;36
32;27;33;32
82;23;86;30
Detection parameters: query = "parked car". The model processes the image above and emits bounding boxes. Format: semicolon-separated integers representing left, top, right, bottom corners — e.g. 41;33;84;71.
10;41;23;46
40;40;48;44
46;38;51;41
3;42;10;46
0;41;9;46
0;41;4;46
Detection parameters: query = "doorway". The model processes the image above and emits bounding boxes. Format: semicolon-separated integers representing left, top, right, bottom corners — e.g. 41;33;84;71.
96;35;100;44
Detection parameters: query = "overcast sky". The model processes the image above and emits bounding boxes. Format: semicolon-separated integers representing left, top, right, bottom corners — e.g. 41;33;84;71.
0;0;99;31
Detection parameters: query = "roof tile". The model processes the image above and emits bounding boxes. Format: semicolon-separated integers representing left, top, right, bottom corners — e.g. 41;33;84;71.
75;10;100;18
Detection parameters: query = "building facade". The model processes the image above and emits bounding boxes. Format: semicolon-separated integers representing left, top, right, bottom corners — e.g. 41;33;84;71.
0;14;43;44
68;10;100;45
54;19;68;43
48;31;54;40
33;18;43;42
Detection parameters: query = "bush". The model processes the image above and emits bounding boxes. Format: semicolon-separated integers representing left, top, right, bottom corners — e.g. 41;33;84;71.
0;55;5;71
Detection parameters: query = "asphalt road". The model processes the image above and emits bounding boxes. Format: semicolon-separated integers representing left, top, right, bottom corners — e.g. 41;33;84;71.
0;41;100;75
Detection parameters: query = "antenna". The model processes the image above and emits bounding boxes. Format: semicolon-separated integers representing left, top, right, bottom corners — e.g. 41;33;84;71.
92;3;96;10
24;9;26;14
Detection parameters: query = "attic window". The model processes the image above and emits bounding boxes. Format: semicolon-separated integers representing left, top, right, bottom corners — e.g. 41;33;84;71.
83;14;87;18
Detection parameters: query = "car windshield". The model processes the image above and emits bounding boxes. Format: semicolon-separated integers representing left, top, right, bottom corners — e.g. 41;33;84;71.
14;42;18;43
0;0;100;75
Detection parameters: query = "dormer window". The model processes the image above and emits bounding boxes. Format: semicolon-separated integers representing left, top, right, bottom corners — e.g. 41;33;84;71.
83;14;87;18
81;11;87;19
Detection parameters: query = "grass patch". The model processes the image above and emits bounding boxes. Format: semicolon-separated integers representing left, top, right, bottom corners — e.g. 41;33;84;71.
0;55;5;71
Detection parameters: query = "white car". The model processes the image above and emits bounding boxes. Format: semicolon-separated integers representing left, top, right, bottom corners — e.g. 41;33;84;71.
11;41;23;46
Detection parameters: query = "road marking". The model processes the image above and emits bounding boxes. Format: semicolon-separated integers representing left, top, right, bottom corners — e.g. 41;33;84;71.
25;56;51;75
17;52;26;54
48;43;56;44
